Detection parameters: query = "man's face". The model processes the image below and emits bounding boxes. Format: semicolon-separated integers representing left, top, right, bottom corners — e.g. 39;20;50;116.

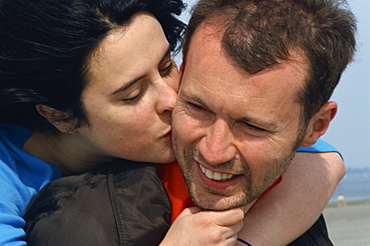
172;23;309;211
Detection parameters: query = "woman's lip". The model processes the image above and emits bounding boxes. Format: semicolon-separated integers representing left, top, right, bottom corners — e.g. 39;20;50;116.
162;131;172;140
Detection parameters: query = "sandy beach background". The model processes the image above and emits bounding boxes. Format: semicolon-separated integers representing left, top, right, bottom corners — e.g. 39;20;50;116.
323;199;370;245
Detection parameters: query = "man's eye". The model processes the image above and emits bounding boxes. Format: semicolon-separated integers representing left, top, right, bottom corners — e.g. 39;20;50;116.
244;122;265;132
184;100;214;121
239;122;269;137
188;101;205;111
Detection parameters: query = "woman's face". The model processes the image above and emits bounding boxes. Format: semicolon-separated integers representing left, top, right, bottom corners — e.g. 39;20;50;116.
78;12;179;163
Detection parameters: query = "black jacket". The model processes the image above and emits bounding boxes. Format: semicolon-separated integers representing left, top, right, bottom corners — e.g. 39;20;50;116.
24;160;171;246
24;159;333;246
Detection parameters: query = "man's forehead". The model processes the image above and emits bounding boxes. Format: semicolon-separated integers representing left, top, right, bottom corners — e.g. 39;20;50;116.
186;21;309;76
180;22;308;124
184;39;307;96
184;22;224;62
183;20;308;98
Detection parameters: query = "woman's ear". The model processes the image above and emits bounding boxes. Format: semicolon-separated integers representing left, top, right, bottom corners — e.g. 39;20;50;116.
300;101;337;147
36;105;77;133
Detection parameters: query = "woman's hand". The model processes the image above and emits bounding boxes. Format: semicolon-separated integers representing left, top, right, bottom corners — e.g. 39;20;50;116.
160;207;244;246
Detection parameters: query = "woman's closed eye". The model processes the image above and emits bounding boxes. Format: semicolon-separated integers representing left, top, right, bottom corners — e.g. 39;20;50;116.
122;89;142;103
159;54;177;77
122;81;147;104
159;62;175;75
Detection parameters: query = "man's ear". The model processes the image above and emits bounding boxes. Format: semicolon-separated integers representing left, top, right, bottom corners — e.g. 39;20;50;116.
36;105;77;133
300;101;337;147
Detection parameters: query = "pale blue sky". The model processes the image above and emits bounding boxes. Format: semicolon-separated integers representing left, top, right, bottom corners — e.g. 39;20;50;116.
178;0;370;169
321;0;370;169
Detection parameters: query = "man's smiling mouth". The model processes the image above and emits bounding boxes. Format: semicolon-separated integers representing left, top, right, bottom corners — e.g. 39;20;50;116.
199;164;236;181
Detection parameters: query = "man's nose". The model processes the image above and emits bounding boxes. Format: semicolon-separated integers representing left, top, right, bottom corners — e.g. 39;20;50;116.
198;119;237;165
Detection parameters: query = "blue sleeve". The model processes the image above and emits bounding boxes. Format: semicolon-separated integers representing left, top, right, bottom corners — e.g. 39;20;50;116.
0;125;62;245
0;162;32;246
297;139;343;159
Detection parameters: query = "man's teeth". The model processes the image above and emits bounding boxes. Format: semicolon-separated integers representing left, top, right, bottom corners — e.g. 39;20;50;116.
200;165;234;181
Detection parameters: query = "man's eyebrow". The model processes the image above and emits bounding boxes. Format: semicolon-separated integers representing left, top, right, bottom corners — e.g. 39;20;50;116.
180;90;210;109
112;46;171;96
181;89;277;130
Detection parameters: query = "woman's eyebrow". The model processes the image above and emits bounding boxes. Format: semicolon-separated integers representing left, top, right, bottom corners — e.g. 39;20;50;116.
159;46;171;64
111;75;145;96
111;46;171;96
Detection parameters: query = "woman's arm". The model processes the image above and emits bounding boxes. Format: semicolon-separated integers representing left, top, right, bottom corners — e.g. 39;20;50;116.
0;178;29;246
160;207;246;246
237;152;345;246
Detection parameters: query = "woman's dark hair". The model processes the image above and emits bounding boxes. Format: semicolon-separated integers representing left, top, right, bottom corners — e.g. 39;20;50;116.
0;0;186;131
